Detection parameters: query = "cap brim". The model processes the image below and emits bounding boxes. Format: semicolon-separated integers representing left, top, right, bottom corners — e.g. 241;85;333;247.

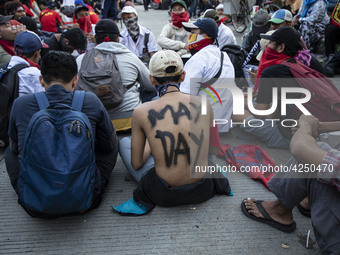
268;18;284;24
259;33;273;40
182;22;199;32
0;15;13;24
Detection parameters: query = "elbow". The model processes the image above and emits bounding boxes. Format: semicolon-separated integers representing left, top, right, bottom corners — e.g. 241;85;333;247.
131;160;142;170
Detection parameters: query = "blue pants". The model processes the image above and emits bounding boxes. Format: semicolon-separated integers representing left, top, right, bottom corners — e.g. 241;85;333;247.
101;0;118;20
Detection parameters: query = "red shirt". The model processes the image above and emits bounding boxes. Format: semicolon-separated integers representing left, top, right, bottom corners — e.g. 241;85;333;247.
39;8;62;33
89;10;99;24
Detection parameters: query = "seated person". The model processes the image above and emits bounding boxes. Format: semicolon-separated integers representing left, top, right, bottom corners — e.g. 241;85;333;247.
73;5;96;51
157;0;190;57
114;50;232;215
5;51;119;218
0;15;25;63
76;19;156;131
118;6;157;64
292;0;329;52
268;9;293;30
241;114;340;254
5;0;27;21
203;9;236;49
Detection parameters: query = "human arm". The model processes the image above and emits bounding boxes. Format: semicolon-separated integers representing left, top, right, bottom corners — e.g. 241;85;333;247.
131;107;151;169
157;25;188;51
147;31;158;55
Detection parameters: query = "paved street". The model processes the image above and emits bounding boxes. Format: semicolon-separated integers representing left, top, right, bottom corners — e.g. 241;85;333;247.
1;5;338;254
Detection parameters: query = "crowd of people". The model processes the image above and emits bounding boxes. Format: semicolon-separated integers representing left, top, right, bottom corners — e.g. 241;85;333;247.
0;0;339;253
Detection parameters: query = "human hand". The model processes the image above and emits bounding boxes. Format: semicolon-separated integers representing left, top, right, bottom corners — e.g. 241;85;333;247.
292;115;319;138
247;70;257;84
12;24;26;35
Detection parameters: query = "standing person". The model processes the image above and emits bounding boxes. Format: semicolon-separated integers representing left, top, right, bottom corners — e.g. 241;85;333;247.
101;0;118;22
118;6;157;62
5;50;119;218
114;50;232;216
39;1;64;33
157;0;190;56
76;19;156;131
181;18;237;133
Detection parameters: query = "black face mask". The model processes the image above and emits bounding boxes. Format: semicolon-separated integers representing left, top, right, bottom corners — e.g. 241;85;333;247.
59;34;73;53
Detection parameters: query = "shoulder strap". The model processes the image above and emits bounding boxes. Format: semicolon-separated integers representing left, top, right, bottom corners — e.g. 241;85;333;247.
34;92;50;110
40;9;51;19
71;90;85;111
204;51;224;86
9;63;30;73
144;30;150;56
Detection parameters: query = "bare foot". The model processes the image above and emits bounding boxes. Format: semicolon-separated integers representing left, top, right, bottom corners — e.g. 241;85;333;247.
244;198;294;225
299;197;310;210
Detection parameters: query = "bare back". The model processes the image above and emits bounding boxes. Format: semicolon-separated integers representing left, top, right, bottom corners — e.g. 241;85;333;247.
131;92;213;186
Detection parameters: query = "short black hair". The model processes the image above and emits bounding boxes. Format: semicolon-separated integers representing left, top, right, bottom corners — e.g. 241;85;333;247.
40;51;77;85
63;28;87;50
95;33;118;44
154;75;182;85
273;41;301;57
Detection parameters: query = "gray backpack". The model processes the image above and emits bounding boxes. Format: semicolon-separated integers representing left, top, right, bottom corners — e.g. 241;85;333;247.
76;49;126;110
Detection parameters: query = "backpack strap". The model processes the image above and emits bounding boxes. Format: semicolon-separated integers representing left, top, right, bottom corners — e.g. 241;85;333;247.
144;30;150;57
204;51;224;86
71;90;85;111
34;92;50;110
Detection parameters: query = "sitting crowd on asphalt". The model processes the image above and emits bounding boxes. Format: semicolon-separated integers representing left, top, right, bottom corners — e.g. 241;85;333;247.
0;0;339;252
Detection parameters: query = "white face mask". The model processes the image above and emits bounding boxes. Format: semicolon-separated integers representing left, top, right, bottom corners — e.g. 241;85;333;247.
123;16;139;41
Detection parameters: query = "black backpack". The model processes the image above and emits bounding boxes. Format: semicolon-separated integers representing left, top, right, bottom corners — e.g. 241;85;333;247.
0;63;29;147
221;44;248;88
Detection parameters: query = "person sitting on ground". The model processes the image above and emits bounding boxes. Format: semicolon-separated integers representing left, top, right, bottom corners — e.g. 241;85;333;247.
118;6;157;63
203;9;236;49
76;19;156;132
73;5;96;51
215;3;229;23
5;0;27;20
44;27;87;54
5;50;119;218
158;0;190;57
8;31;48;96
233;27;332;149
291;0;329;52
241;9;270;65
268;9;293;30
241;114;340;254
0;15;26;63
74;0;100;24
181;18;237;133
114;50;232;216
39;1;65;33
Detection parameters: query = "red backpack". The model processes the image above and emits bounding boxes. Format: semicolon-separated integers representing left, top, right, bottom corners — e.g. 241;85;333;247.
282;61;340;122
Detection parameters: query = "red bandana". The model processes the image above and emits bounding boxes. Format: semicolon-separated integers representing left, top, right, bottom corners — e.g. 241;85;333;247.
188;34;214;51
171;11;190;29
254;46;291;92
22;56;40;70
0;40;15;56
77;16;92;34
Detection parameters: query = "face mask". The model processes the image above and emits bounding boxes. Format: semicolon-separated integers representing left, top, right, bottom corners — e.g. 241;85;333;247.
77;16;92;34
171;11;190;28
123;16;139;41
188;33;214;55
156;83;180;97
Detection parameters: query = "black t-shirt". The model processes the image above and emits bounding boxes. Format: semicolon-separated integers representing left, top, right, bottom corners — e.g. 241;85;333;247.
256;60;301;138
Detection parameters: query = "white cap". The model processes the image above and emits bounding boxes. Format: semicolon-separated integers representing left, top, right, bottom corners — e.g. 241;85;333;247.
216;3;224;10
117;6;138;19
149;50;183;78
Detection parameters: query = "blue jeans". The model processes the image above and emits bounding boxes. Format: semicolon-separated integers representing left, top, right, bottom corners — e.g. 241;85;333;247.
101;0;118;20
189;0;197;18
119;136;155;182
239;115;290;149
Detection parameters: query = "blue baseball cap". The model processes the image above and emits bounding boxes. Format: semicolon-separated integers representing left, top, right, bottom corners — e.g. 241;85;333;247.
269;9;293;24
14;31;49;54
182;18;218;40
74;0;86;6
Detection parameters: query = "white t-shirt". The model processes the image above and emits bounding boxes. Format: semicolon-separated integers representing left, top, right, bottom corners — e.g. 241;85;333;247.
180;45;237;133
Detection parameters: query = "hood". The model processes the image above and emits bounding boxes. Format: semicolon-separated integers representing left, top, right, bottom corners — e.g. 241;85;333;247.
95;42;131;54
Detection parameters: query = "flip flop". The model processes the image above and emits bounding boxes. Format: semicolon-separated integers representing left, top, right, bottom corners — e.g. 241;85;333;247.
297;203;311;218
241;198;296;233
